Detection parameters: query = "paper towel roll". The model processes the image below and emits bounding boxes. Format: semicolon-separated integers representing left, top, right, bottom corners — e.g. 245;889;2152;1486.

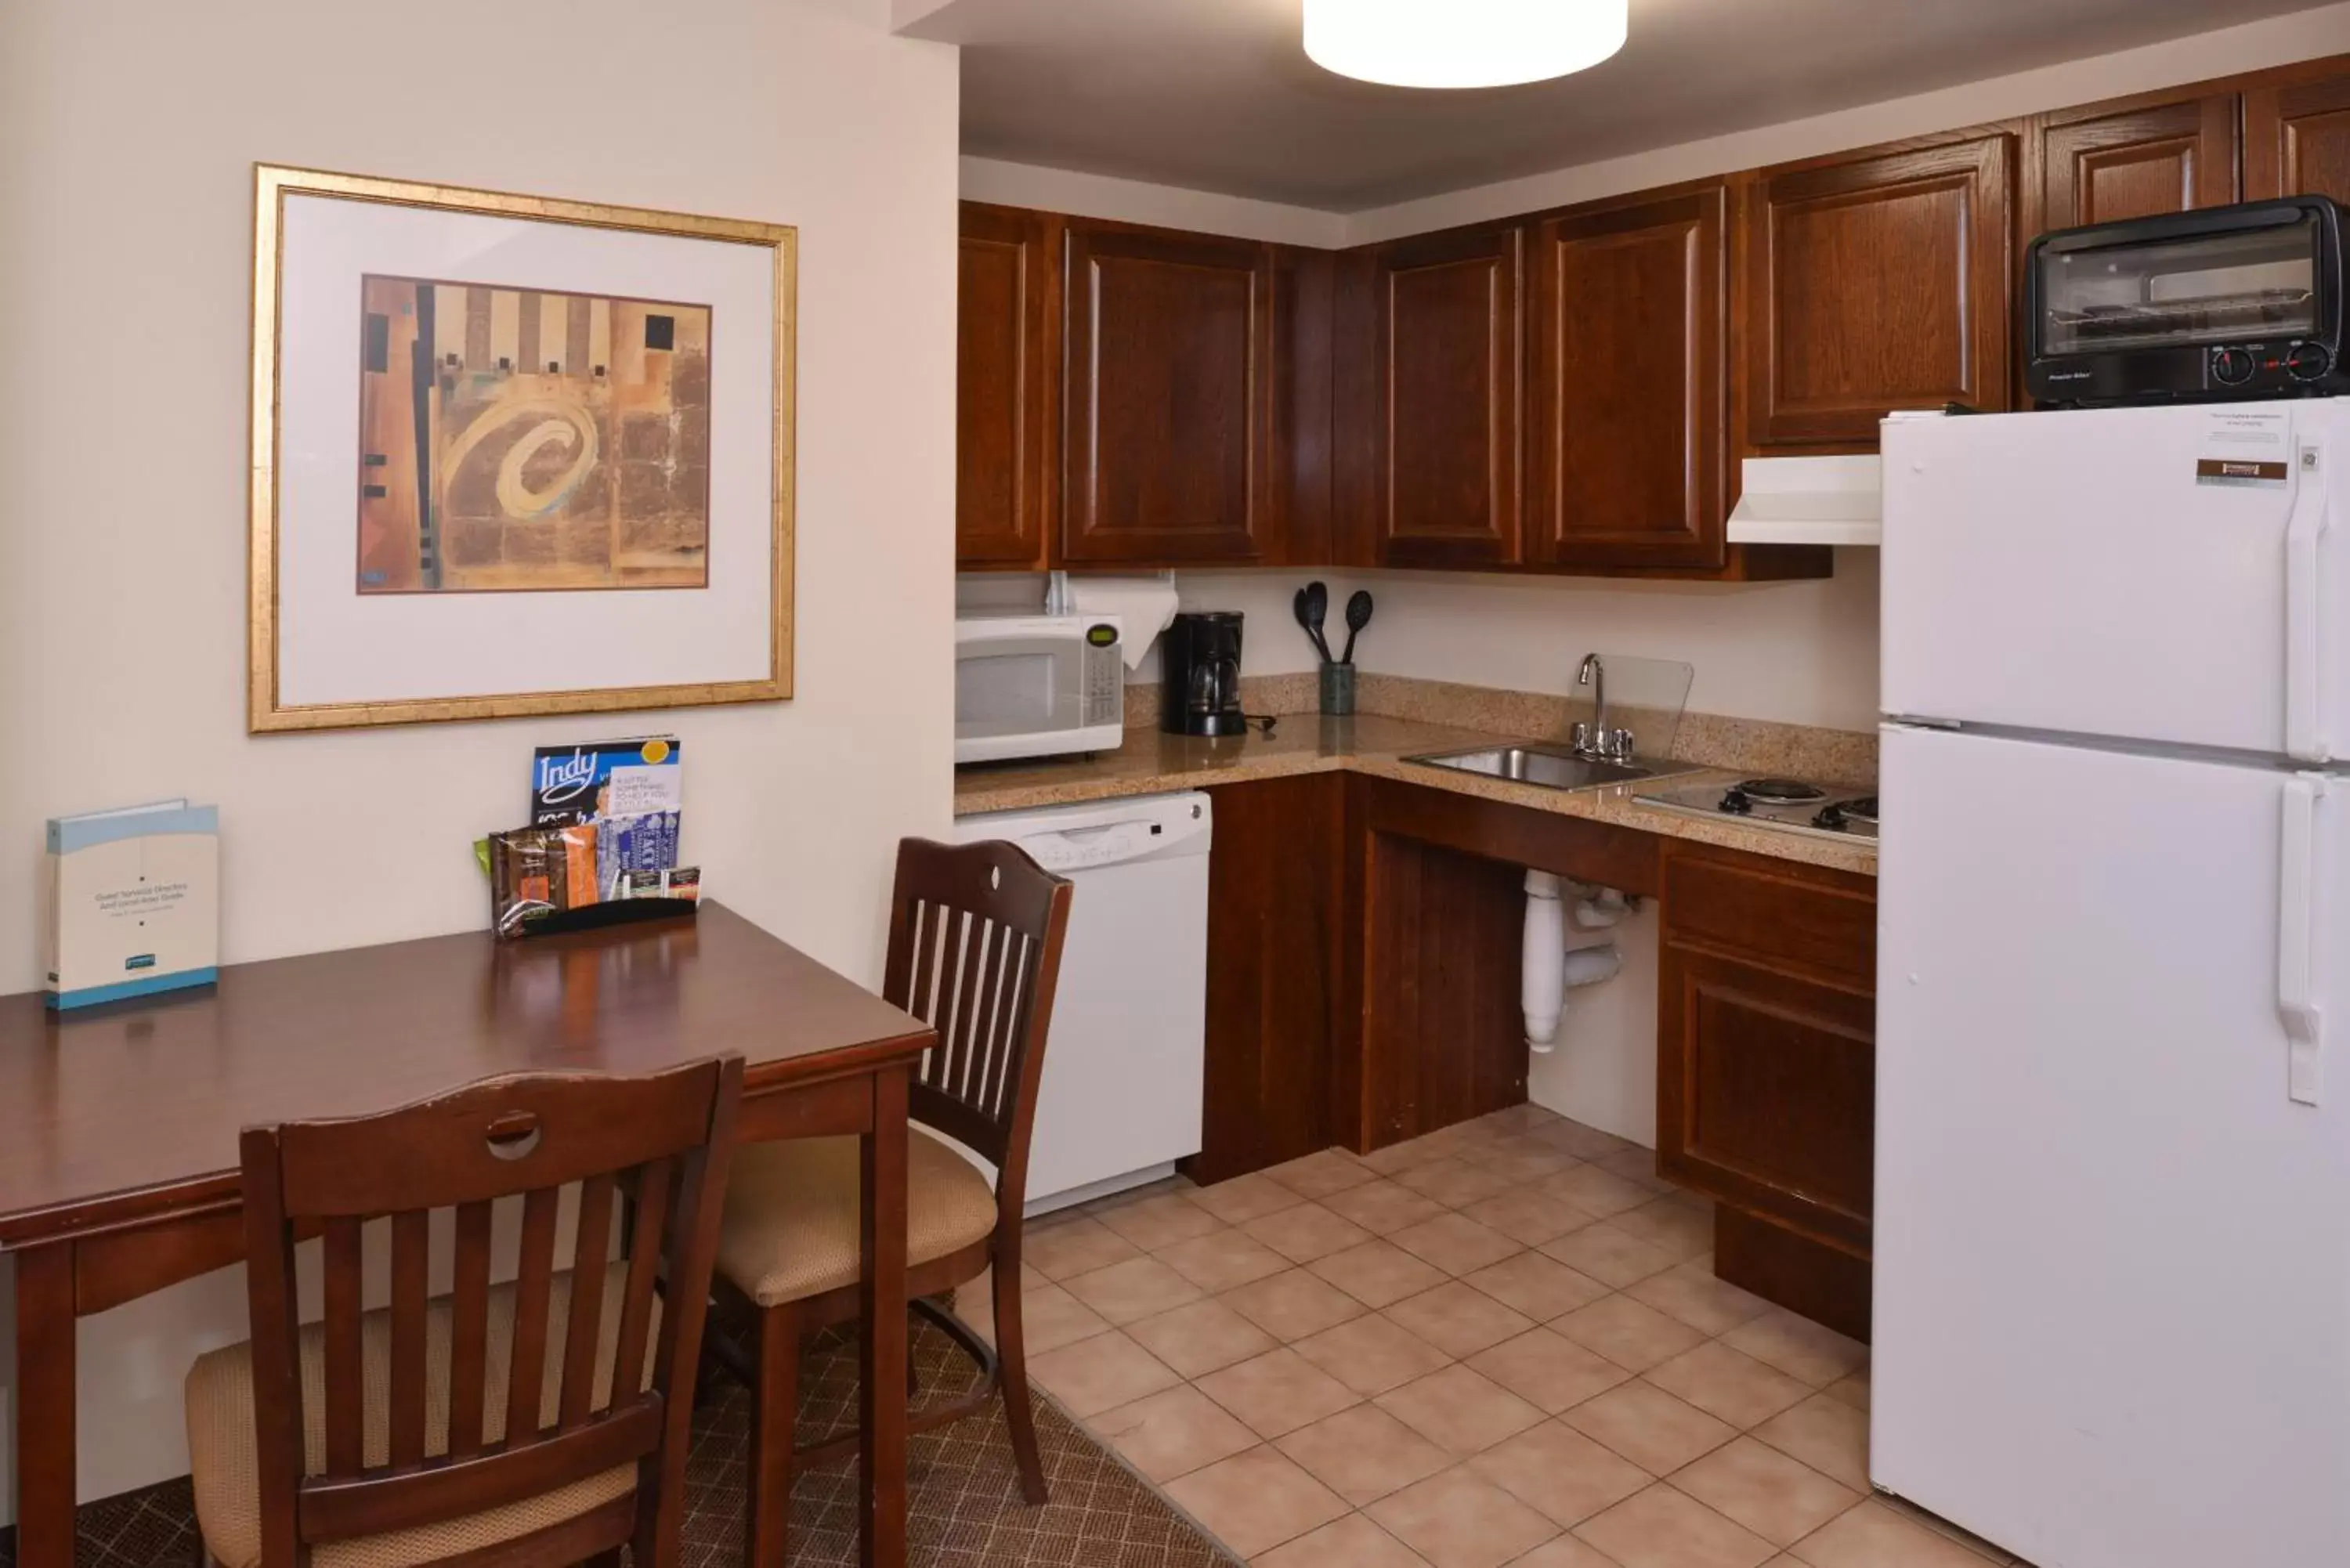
1064;576;1180;670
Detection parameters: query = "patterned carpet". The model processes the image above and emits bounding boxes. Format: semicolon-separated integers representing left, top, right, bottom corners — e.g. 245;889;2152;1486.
0;1312;1241;1568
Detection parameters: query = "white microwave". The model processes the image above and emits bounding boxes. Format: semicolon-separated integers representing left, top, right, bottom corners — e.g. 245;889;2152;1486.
955;614;1126;764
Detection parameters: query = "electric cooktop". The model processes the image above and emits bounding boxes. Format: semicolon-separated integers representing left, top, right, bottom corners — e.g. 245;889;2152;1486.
1633;775;1879;844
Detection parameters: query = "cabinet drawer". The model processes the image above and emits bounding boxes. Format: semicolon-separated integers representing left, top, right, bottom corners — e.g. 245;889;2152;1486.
1661;844;1875;990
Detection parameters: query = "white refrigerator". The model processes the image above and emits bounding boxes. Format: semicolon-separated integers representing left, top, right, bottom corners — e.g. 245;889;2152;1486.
1875;401;2350;1568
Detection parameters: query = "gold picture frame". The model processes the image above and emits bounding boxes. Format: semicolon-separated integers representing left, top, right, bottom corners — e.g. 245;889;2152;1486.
248;163;796;732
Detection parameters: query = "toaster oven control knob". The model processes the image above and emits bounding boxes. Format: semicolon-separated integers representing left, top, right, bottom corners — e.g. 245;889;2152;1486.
2288;341;2333;382
2212;347;2257;386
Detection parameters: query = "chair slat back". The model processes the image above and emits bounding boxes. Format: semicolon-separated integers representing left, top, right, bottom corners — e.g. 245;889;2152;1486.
237;1057;741;1565
884;838;1072;1205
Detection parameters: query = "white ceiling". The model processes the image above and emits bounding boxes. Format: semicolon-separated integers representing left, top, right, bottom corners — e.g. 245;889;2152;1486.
902;0;2334;210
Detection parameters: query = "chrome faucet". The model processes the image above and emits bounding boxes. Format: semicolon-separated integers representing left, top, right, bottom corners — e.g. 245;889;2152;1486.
1571;653;1636;763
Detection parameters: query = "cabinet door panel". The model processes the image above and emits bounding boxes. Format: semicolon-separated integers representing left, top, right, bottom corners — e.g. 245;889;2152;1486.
1658;943;1875;1253
1528;184;1726;571
2038;94;2238;231
1361;829;1530;1146
1065;225;1272;564
956;204;1057;569
1194;774;1343;1183
2246;69;2350;204
1747;133;2014;449
1372;226;1522;566
1271;245;1336;566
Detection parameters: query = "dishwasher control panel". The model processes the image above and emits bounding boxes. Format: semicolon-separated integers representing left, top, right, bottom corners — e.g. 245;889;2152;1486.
996;796;1212;874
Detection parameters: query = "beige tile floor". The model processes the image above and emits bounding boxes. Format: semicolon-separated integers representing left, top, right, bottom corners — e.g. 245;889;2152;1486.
959;1105;2030;1568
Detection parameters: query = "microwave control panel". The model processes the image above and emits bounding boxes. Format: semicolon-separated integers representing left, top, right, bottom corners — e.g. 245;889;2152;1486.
1081;638;1123;728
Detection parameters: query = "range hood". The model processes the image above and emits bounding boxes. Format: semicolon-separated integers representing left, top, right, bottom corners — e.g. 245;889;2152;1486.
1726;454;1881;547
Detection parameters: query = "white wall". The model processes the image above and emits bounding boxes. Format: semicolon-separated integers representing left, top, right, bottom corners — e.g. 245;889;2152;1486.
960;155;1348;247
1531;908;1663;1147
1177;561;1882;731
966;562;1878;732
0;0;960;1514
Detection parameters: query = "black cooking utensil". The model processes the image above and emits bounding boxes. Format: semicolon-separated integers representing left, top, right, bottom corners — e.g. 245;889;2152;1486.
1292;587;1320;660
1339;589;1373;664
1303;580;1333;664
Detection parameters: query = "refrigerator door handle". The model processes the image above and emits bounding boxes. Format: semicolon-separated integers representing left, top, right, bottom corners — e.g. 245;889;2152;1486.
2279;773;2330;1105
2285;438;2331;764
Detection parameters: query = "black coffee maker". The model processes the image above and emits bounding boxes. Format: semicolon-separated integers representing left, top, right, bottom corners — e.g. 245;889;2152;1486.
1161;611;1246;737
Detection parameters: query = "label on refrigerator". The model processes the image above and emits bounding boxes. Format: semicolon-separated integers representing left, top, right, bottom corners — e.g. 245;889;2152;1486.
2195;407;2293;487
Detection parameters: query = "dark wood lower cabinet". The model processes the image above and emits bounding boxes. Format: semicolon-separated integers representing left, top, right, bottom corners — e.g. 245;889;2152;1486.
1350;777;1660;1151
1190;776;1878;1341
1656;840;1877;1339
1192;773;1664;1178
1713;1205;1872;1343
1660;947;1875;1245
1187;773;1347;1186
1358;829;1531;1147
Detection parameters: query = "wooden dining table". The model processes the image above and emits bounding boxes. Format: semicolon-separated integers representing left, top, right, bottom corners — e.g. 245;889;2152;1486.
0;901;933;1568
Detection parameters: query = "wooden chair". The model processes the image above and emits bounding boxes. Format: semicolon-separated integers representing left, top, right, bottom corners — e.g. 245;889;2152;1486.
710;837;1072;1566
183;1056;743;1568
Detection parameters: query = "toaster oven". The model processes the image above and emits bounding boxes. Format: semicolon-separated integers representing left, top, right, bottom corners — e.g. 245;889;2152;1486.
2025;196;2350;406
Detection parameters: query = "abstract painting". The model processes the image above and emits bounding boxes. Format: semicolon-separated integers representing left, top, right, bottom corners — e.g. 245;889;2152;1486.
252;164;793;732
355;277;712;593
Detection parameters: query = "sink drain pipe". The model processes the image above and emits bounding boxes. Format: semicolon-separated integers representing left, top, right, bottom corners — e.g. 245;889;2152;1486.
1524;870;1629;1053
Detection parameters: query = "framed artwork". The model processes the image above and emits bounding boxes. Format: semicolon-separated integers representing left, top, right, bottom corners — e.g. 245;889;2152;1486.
248;164;795;732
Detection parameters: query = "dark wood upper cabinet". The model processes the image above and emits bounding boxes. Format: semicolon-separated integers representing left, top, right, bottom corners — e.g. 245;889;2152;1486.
2035;92;2240;234
2245;64;2350;204
956;52;2350;576
1745;132;2016;450
1270;245;1337;567
1061;222;1274;565
956;204;1059;570
1526;182;1728;572
1368;224;1524;567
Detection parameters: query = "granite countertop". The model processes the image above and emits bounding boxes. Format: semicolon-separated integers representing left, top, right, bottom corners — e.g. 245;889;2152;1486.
953;714;1877;876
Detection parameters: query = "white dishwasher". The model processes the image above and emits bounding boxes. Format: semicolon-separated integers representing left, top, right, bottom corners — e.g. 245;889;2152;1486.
953;790;1210;1213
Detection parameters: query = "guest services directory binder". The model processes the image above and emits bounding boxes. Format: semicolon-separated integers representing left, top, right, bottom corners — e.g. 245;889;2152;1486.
41;798;219;1009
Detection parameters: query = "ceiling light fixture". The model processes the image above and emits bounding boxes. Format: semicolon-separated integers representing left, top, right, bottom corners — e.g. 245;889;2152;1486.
1303;0;1629;90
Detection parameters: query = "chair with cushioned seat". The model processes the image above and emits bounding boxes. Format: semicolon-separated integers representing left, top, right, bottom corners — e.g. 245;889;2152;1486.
184;1056;741;1568
710;836;1072;1568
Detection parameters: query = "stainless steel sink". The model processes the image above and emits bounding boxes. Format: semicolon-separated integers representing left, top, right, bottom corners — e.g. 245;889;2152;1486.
1405;742;1696;793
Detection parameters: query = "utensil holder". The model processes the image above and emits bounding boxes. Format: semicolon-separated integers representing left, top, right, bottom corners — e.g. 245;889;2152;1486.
1319;661;1356;717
